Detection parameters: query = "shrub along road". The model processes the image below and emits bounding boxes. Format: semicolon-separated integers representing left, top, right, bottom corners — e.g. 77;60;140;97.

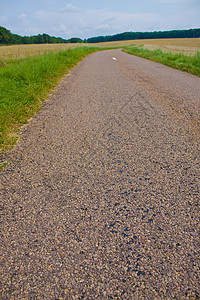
0;49;200;298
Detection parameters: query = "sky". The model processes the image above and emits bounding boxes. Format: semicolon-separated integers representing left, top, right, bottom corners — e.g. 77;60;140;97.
0;0;200;39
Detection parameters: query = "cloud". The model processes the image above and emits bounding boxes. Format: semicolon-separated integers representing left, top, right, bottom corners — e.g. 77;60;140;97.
51;23;72;37
60;3;82;13
97;24;110;30
32;4;158;38
18;13;27;20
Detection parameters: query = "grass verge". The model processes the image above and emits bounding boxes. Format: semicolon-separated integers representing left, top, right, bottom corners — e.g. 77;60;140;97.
0;46;100;153
123;46;200;77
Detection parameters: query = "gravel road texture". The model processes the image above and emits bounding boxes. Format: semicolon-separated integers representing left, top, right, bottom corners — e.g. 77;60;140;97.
0;49;200;299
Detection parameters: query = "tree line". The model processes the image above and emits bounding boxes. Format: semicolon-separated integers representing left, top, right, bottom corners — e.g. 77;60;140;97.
0;26;200;45
0;26;83;44
85;28;200;43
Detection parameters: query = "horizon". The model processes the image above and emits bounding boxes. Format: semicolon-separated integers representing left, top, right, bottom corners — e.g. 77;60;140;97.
2;26;200;41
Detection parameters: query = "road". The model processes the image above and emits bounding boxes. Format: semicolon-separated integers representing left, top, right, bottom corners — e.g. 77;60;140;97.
0;49;200;299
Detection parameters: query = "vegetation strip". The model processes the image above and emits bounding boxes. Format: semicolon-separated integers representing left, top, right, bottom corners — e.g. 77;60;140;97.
1;25;199;45
0;46;101;153
123;46;200;77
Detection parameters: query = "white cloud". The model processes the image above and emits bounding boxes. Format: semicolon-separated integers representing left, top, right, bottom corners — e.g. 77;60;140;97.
32;4;158;38
23;26;41;36
52;23;72;36
18;13;27;20
60;3;82;13
97;24;110;30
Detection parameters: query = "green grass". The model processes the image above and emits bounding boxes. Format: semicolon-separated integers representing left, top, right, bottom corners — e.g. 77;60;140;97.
0;161;9;171
123;46;200;77
0;46;101;153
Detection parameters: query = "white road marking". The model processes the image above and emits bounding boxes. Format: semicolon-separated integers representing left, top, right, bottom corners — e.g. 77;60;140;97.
112;57;117;60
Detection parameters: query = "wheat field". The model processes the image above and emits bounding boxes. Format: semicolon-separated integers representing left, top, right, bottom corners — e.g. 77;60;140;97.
0;38;199;60
93;38;200;55
0;43;84;60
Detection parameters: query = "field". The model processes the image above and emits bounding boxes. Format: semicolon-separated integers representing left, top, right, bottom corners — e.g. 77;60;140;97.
0;38;199;60
92;38;200;55
0;43;85;60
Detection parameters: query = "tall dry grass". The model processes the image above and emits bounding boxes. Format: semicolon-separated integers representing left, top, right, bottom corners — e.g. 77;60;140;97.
1;39;199;60
92;38;200;55
0;43;84;60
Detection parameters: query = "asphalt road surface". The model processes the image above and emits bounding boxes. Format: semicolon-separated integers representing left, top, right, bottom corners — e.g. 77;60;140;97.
0;49;200;299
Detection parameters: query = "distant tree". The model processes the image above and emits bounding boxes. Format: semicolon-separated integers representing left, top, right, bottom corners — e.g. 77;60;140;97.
42;34;51;43
11;34;23;44
67;37;84;43
86;28;200;43
35;34;44;44
0;26;12;44
0;26;69;45
1;26;200;45
22;36;30;44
